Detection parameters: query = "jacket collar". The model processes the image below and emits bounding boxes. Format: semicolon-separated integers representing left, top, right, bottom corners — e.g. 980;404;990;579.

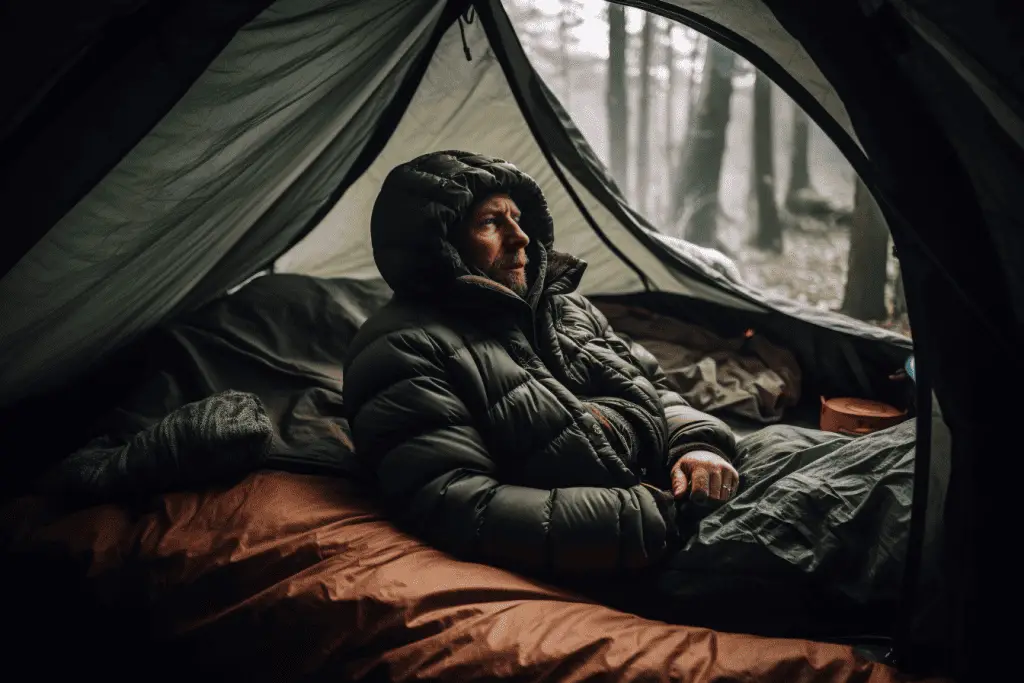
543;250;587;296
450;247;587;315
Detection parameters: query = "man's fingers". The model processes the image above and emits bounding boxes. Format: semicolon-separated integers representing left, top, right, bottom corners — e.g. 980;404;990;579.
673;454;741;503
690;467;710;504
671;463;688;499
721;470;738;501
709;468;723;501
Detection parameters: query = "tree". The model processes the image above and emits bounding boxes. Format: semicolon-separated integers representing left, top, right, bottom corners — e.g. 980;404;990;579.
893;260;909;321
662;19;676;222
672;40;735;247
634;12;656;217
784;103;832;216
504;0;549;62
607;4;630;192
891;245;910;327
557;0;584;107
686;33;705;126
749;69;783;252
785;104;811;205
841;177;890;320
668;29;703;211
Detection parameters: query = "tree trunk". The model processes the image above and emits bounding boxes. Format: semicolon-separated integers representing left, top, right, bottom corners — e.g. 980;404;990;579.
687;34;704;123
668;30;701;192
893;262;908;318
607;5;629;192
558;3;571;107
841;177;890;320
663;21;676;224
785;103;812;210
750;69;783;252
673;40;735;246
635;13;655;217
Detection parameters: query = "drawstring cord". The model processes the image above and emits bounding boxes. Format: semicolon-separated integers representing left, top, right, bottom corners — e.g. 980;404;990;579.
458;6;476;61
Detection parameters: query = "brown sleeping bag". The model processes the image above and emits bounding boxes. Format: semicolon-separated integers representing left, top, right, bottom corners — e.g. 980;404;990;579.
1;471;948;683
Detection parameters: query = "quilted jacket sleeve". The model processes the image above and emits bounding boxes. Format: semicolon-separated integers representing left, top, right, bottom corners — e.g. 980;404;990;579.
344;330;679;577
579;298;738;477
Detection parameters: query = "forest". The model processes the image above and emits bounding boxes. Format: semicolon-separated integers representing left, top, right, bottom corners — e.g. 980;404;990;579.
504;0;910;335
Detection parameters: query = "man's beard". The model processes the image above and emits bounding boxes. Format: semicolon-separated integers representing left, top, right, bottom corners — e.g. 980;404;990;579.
489;252;529;297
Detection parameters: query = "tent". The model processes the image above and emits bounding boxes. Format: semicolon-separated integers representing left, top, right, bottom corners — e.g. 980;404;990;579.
1;0;1020;680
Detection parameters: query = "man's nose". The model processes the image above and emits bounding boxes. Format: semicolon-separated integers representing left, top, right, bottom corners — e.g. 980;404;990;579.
505;218;529;248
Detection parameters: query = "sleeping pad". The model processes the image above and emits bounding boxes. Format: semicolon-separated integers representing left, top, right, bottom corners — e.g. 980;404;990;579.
2;465;946;683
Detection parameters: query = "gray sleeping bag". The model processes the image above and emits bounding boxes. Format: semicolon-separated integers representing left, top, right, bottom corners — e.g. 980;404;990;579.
573;419;916;639
652;419;916;638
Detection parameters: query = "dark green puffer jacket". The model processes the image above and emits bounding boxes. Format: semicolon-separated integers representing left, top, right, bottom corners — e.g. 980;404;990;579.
344;151;736;577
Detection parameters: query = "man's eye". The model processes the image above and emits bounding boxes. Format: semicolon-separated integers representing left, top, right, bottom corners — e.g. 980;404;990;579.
480;214;520;226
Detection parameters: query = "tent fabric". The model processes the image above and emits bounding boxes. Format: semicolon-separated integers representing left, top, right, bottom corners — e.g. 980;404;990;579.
901;391;952;662
0;0;449;408
885;15;1024;322
0;0;279;279
889;0;1024;149
892;0;1024;136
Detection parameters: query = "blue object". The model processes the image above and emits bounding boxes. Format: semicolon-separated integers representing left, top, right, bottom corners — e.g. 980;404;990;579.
905;355;916;383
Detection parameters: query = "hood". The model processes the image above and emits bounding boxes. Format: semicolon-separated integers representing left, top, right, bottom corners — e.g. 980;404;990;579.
370;150;557;299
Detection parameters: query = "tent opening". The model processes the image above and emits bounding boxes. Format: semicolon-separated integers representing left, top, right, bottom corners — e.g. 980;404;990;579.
503;0;911;339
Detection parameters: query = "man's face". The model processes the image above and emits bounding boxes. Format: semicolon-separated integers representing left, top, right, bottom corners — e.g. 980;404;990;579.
456;193;531;296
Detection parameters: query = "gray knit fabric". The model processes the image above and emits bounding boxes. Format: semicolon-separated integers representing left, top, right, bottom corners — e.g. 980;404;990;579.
43;390;273;501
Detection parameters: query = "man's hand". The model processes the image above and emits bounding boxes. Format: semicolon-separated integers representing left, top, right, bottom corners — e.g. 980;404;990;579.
670;450;740;504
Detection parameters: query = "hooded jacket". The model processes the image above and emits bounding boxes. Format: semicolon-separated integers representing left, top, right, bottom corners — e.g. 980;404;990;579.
343;151;736;577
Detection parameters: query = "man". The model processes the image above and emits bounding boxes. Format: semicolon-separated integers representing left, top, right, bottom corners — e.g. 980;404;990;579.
343;151;739;577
